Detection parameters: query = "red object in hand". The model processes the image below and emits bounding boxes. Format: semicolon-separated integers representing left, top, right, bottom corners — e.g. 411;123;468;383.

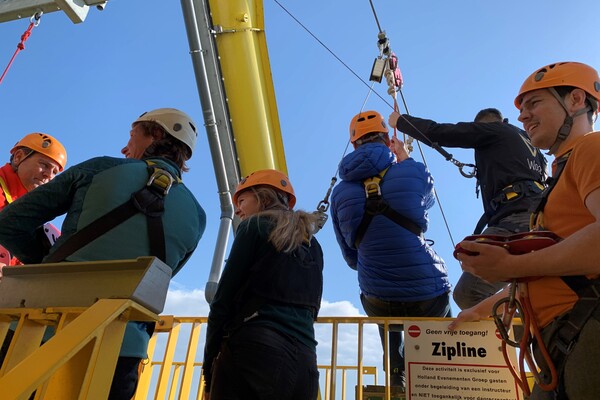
453;231;562;259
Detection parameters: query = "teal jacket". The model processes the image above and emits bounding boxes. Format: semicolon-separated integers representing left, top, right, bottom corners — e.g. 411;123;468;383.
0;156;206;357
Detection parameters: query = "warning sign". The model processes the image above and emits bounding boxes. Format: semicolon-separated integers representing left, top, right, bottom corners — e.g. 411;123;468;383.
404;320;521;400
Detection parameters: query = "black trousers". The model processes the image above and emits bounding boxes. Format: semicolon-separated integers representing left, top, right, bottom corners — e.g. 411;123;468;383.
210;325;319;400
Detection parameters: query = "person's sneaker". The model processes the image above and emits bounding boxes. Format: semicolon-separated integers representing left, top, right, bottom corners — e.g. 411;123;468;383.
390;368;406;387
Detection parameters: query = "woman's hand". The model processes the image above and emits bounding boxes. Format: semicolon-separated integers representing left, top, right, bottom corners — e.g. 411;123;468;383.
390;136;409;162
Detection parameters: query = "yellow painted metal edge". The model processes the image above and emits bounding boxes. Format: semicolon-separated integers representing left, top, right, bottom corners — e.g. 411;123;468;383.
208;0;287;176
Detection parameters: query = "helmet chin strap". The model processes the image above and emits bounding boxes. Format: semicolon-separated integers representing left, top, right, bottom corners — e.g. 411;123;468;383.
11;148;34;171
547;88;590;155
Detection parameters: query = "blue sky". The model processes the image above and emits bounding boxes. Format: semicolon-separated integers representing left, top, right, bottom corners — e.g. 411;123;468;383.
1;0;599;324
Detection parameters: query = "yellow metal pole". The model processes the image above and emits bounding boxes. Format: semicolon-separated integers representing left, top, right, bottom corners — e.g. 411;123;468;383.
207;0;287;176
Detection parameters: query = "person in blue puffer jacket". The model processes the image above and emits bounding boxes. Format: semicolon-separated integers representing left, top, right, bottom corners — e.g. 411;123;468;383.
330;110;452;387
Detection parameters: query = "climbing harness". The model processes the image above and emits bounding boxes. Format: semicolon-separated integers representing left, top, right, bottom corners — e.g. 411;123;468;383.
494;282;558;396
0;12;42;86
354;167;423;247
529;149;600;397
473;179;545;235
455;231;562;396
45;161;178;263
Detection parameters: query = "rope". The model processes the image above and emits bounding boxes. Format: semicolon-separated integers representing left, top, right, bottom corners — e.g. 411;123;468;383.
313;86;376;233
0;12;42;86
367;2;458;247
493;282;558;396
271;0;468;246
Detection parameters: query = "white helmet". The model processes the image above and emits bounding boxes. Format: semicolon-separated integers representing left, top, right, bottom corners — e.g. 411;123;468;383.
134;108;198;154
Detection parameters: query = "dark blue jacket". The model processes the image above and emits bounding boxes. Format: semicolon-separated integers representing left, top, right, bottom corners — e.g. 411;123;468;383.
331;143;450;302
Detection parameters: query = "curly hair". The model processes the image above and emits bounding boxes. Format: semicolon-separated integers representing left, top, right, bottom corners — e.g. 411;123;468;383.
136;121;192;171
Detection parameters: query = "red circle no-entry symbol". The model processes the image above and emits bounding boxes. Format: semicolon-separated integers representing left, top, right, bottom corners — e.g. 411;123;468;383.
408;325;421;338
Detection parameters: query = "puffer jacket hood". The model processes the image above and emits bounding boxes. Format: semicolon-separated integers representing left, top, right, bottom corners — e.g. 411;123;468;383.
338;143;394;181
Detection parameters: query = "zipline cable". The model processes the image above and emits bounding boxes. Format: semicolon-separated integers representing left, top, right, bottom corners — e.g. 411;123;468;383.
368;0;457;246
272;0;469;245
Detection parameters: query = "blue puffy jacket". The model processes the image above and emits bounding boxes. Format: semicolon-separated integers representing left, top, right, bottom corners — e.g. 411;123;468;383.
331;143;450;302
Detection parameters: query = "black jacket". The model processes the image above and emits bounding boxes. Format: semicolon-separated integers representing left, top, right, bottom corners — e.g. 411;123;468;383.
396;115;547;227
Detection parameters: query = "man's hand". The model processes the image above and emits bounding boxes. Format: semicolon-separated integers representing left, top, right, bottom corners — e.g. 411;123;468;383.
455;241;517;282
388;111;401;129
0;263;5;281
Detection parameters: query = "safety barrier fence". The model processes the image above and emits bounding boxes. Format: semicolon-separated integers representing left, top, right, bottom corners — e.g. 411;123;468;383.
0;257;531;400
0;306;531;400
134;315;439;400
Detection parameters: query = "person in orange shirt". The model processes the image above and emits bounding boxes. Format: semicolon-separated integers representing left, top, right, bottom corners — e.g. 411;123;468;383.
451;62;600;399
0;132;67;267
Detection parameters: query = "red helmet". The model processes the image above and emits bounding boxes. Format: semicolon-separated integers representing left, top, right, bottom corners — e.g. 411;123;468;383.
233;169;296;209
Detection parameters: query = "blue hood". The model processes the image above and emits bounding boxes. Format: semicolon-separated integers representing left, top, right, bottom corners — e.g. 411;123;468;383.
339;143;394;181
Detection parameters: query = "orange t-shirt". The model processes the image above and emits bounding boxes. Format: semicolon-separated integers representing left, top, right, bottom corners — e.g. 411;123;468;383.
528;132;600;327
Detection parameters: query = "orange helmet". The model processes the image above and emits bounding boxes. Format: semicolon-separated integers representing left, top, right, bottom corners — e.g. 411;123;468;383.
10;133;67;171
515;62;600;111
233;169;296;209
349;111;388;145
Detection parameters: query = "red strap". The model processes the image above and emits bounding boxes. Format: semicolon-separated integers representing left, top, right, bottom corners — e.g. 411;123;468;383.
0;21;36;86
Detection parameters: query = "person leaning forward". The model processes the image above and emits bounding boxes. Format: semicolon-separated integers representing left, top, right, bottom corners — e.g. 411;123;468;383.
0;108;206;400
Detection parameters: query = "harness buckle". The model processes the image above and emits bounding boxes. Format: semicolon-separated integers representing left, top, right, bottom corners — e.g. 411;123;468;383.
147;168;174;195
364;180;382;198
553;332;576;355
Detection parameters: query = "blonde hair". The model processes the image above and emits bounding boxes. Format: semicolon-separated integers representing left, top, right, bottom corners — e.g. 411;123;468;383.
251;186;320;253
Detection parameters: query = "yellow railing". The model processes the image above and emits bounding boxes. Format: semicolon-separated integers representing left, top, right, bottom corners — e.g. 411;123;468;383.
134;315;417;400
0;257;169;400
0;257;532;400
0;300;158;400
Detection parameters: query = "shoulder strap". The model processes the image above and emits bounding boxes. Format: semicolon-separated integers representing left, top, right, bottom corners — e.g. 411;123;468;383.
45;162;176;263
0;176;13;204
532;151;572;221
354;167;423;248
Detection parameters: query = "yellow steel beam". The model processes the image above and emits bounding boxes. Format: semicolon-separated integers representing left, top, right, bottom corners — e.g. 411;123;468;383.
0;299;156;400
208;0;288;176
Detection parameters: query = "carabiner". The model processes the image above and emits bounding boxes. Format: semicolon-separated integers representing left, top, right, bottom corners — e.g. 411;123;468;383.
31;11;43;27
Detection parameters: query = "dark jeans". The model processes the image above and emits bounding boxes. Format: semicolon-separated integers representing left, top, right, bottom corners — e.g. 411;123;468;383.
360;291;451;374
210;325;319;400
108;356;142;400
453;212;530;310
